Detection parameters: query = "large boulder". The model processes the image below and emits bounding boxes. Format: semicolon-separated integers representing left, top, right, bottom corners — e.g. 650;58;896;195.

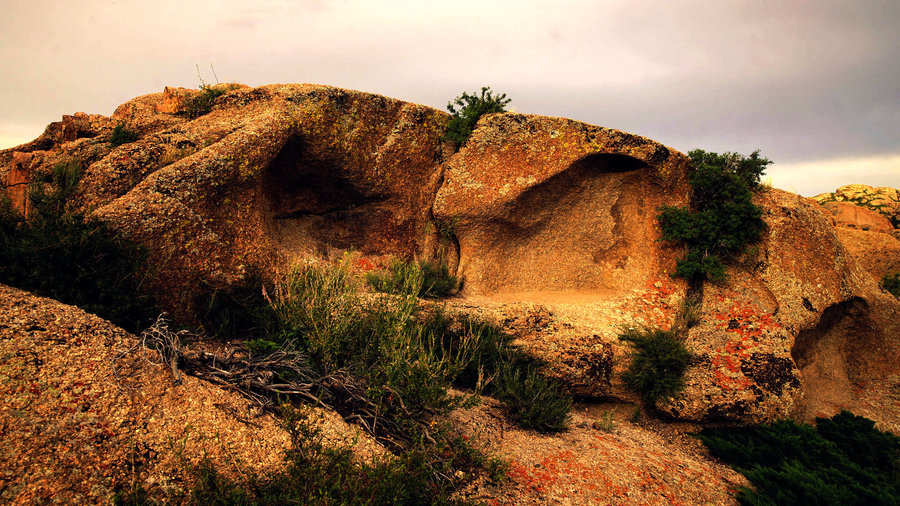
670;189;900;427
818;200;894;233
0;284;380;503
434;113;690;295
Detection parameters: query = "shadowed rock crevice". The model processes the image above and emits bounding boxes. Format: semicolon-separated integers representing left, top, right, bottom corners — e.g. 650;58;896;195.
455;153;659;294
791;297;883;417
263;135;392;256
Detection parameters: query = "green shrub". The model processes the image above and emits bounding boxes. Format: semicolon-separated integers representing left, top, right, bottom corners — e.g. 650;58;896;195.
493;362;571;432
882;273;900;298
109;123;139;147
442;87;510;147
0;161;159;333
620;328;692;408
658;149;771;283
698;411;900;505
367;258;460;298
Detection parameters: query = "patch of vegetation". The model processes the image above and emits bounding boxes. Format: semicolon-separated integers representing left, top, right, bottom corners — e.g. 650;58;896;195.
0;160;159;333
270;263;570;432
698;411;900;505
181;84;239;119
882;272;900;298
367;258;460;298
620;328;692;409
109;123;139;147
195;275;277;341
442;87;510;147
118;404;494;505
593;411;617;432
195;405;471;505
494;362;571;432
658;149;771;283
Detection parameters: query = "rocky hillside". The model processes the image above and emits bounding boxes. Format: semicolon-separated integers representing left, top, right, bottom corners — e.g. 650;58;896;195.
2;83;899;503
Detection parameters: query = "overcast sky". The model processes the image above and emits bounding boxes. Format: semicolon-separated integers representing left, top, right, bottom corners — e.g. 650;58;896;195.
1;0;897;196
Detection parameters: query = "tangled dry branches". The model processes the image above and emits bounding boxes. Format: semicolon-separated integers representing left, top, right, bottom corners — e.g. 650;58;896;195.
128;314;430;452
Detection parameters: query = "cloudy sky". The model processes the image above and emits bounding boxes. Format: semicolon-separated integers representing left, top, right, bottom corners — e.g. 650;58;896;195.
1;0;897;196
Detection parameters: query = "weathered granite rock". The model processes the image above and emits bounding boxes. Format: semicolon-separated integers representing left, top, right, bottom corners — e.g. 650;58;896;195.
3;84;899;429
818;200;894;233
832;228;900;281
434;113;691;295
667;189;900;428
87;84;447;313
814;184;900;229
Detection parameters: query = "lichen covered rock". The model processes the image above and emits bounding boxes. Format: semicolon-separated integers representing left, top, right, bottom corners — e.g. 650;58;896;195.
3;84;899;430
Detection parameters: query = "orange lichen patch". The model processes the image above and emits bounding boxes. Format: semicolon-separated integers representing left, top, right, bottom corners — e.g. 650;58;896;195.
487;424;745;505
629;278;681;330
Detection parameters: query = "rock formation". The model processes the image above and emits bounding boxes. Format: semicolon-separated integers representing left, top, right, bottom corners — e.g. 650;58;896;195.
810;185;900;283
2;84;899;432
814;184;900;229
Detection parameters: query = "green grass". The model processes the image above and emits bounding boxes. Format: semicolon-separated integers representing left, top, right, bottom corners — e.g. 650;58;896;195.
181;84;240;119
882;273;900;298
270;262;570;431
698;411;900;505
109;123;139;147
493;362;571;432
367;258;461;298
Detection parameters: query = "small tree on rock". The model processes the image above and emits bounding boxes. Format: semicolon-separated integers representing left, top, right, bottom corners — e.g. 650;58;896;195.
442;87;510;147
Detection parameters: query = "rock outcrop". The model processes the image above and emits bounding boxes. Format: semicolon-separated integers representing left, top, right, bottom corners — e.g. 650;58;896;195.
810;185;900;283
814;184;900;230
2;84;899;431
0;284;379;504
816;200;894;233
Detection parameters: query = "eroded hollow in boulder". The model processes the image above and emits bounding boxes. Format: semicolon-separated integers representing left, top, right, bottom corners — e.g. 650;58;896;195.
791;297;884;418
458;153;666;296
262;136;390;258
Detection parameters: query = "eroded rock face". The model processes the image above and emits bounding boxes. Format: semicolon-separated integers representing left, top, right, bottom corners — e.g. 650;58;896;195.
668;190;900;428
818;200;894;233
3;84;899;429
809;185;900;282
832;228;900;281
434;113;690;295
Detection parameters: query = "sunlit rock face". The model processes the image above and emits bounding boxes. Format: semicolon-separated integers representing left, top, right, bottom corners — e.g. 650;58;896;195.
2;83;898;429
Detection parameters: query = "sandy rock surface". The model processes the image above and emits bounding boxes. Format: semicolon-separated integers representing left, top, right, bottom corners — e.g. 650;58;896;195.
452;396;748;505
0;284;379;504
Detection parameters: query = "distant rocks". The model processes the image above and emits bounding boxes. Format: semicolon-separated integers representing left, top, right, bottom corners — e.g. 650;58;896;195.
814;184;900;231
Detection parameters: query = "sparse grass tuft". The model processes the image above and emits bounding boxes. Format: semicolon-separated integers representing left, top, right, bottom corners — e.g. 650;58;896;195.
109;123;139;147
593;411;617;432
181;84;239;119
493;362;572;432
